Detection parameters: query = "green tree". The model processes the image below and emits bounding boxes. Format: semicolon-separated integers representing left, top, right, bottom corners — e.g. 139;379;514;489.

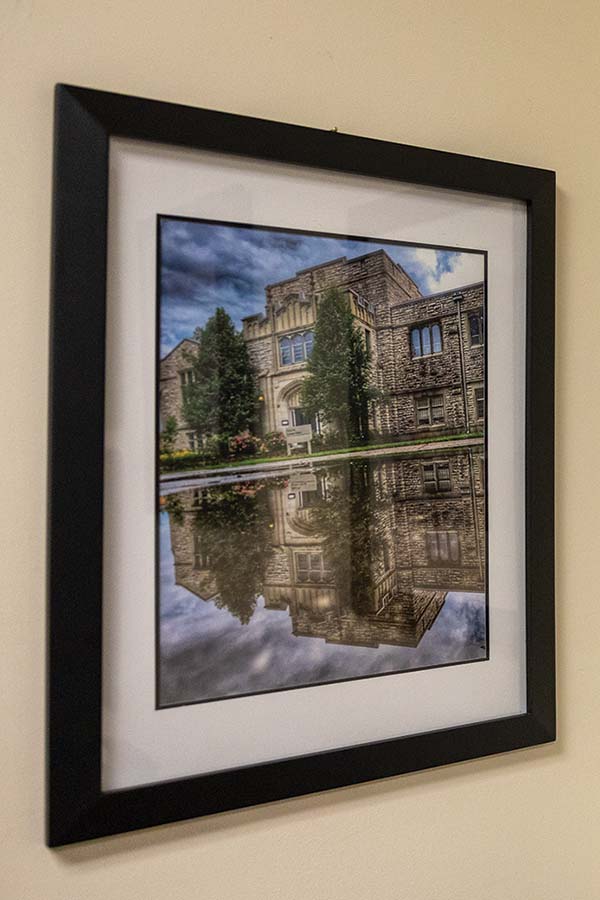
300;288;373;444
347;323;372;444
160;415;179;455
183;308;257;452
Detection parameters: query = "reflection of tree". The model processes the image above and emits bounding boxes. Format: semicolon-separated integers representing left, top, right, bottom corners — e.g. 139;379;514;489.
309;460;384;614
193;485;273;625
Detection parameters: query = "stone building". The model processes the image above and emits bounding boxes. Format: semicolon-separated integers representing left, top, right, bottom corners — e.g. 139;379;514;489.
159;338;201;451
164;445;485;651
159;248;485;449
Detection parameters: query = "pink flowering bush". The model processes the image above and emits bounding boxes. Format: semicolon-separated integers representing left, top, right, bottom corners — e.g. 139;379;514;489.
263;431;287;455
228;431;265;459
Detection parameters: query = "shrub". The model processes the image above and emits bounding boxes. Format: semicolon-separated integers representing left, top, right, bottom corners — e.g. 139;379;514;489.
159;416;179;455
263;431;287;455
205;433;229;460
159;450;208;471
348;432;370;447
228;431;265;459
321;431;346;450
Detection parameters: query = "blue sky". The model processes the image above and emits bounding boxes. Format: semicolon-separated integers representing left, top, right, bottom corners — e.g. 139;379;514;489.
159;217;485;356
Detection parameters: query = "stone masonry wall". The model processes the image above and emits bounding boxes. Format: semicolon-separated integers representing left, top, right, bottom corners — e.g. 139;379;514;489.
383;283;484;437
159;338;199;450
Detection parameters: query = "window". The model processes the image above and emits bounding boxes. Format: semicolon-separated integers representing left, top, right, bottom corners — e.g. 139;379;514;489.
415;394;445;427
422;461;451;492
474;386;484;421
469;311;484;346
298;475;327;508
279;331;313;365
373;466;382;493
292;332;304;362
364;328;372;355
291;407;314;428
279;336;292;365
193;533;210;570
425;531;460;564
291;407;320;433
179;369;195;387
382;543;391;572
410;323;442;357
295;552;333;583
298;490;319;508
186;431;201;451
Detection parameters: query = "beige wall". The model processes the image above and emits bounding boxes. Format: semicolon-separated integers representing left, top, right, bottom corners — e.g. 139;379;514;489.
0;0;596;896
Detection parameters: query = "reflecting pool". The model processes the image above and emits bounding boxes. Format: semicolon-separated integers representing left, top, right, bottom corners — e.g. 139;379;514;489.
158;446;486;707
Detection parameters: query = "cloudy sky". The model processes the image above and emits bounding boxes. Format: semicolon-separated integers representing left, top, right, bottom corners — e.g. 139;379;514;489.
159;217;485;356
158;512;486;707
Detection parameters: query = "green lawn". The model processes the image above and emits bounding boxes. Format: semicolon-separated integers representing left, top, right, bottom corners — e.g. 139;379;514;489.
160;432;484;476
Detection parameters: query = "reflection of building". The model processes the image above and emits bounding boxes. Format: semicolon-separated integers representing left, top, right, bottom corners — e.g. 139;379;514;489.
385;446;485;593
159;249;484;449
166;488;218;602
164;446;485;650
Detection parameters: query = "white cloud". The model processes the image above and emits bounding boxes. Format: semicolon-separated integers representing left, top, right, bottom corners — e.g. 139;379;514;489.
426;252;485;294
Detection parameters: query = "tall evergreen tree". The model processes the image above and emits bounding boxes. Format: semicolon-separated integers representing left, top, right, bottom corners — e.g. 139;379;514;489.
348;324;372;443
301;288;373;444
183;308;257;448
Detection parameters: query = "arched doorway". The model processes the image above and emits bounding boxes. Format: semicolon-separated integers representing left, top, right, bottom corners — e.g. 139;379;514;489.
278;381;320;433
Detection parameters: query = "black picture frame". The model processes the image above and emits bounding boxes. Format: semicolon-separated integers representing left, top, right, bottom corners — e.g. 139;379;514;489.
48;83;555;846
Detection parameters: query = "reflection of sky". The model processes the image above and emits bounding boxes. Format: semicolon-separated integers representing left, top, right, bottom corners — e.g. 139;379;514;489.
158;513;486;708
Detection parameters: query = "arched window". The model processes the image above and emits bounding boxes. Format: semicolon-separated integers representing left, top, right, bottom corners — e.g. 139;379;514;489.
292;333;304;363
469;311;484;345
410;323;443;358
279;336;292;365
279;331;314;365
421;327;432;356
411;328;421;357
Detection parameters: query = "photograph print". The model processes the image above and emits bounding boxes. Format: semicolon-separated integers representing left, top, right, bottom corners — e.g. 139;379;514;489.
157;217;487;708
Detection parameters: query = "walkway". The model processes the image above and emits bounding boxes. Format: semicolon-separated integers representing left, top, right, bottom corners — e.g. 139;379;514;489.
160;435;484;493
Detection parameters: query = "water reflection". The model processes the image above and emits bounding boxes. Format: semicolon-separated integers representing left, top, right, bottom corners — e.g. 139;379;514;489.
159;446;486;706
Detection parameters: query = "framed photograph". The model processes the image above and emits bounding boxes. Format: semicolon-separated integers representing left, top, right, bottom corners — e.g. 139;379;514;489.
48;84;555;846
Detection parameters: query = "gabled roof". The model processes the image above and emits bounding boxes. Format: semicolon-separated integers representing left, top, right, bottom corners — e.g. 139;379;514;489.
160;337;199;363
